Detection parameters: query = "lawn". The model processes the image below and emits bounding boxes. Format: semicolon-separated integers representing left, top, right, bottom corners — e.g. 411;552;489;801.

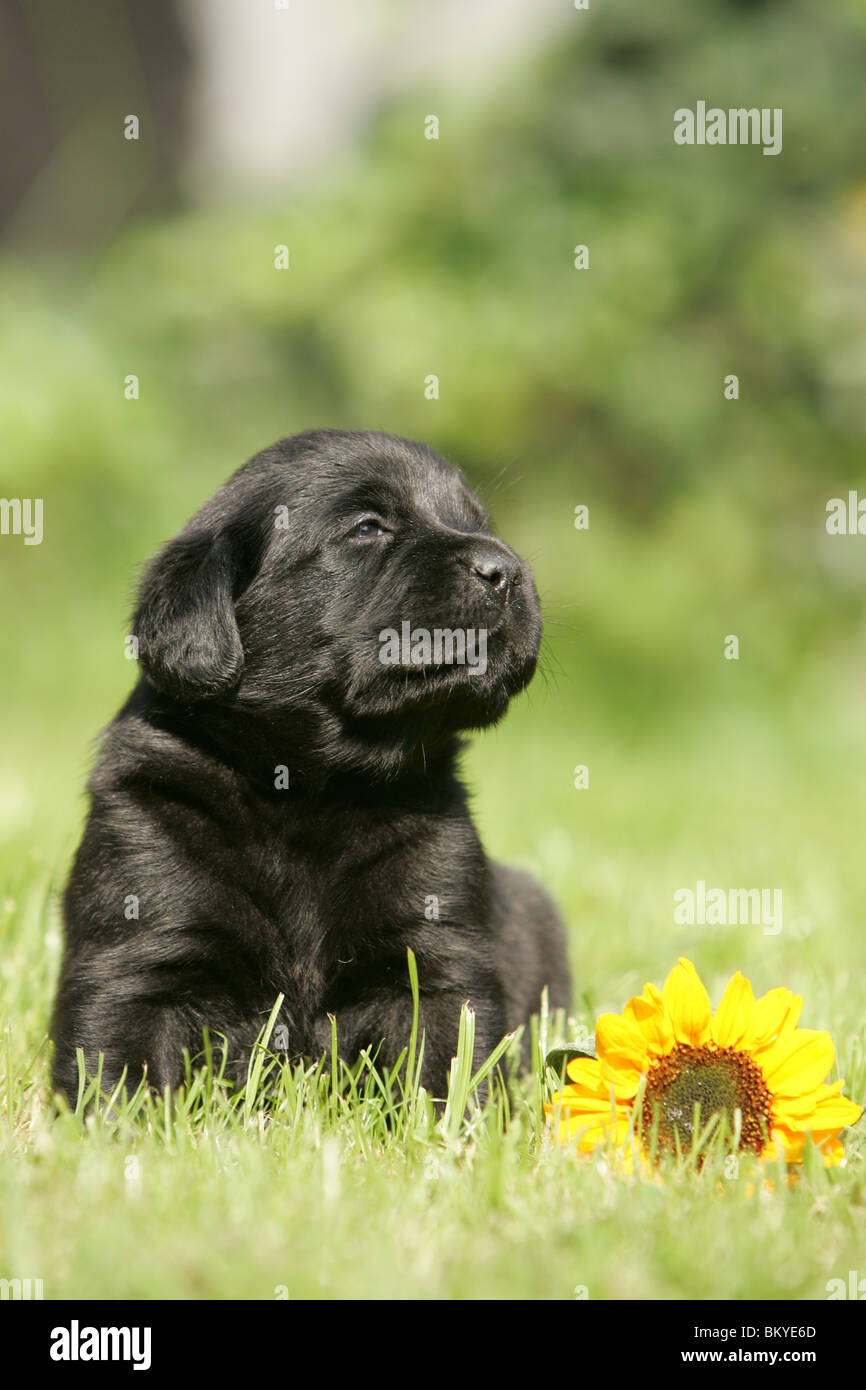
2;564;864;1299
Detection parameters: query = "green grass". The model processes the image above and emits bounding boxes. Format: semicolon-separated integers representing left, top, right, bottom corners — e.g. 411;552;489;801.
1;984;863;1302
1;686;865;1301
3;510;866;1300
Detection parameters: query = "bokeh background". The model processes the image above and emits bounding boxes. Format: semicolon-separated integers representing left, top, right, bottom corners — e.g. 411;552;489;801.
3;0;866;1065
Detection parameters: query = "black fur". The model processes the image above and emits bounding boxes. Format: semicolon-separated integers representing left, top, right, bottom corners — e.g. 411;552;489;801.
51;430;571;1102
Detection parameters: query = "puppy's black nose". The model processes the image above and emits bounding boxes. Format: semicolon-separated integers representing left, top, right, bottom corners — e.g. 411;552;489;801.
470;547;521;599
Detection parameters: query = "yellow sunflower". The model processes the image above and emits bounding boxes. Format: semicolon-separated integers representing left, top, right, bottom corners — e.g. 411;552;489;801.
546;958;862;1167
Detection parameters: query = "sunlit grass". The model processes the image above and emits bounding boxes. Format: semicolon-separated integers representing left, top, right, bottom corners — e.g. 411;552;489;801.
1;876;864;1300
2;676;866;1299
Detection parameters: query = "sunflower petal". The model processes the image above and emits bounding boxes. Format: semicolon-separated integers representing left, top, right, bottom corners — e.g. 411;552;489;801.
595;1012;650;1097
565;1056;606;1089
769;1127;847;1166
712;970;755;1048
765;1128;803;1162
549;1087;618;1117
759;1028;835;1095
546;1096;630;1150
812;1088;862;1129
744;988;803;1050
772;1080;843;1119
624;988;674;1055
662;957;711;1045
570;1114;631;1153
774;1084;863;1132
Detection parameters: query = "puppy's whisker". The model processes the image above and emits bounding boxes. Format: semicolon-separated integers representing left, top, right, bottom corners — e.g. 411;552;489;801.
473;456;521;508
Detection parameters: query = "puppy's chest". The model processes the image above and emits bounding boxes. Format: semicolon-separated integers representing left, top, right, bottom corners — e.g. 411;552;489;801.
252;805;486;987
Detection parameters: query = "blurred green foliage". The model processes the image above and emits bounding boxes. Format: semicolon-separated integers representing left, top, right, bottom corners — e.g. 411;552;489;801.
1;0;866;872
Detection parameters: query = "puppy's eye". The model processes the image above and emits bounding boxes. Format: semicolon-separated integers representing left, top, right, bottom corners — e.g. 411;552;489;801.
350;518;390;540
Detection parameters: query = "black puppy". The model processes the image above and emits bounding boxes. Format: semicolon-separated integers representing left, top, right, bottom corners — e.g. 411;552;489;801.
51;430;570;1102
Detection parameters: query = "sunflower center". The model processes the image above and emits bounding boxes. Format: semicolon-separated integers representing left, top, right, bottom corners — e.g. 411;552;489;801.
643;1044;773;1154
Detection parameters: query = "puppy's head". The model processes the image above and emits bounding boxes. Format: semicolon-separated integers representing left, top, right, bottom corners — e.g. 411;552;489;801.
133;431;542;776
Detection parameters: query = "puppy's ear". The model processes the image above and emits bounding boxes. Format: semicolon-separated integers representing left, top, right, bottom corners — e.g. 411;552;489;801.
133;528;247;703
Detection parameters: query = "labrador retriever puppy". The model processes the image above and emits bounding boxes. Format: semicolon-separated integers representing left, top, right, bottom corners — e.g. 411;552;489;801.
51;430;570;1103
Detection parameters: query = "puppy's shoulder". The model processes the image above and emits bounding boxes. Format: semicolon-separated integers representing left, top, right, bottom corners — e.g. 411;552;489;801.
87;680;242;818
